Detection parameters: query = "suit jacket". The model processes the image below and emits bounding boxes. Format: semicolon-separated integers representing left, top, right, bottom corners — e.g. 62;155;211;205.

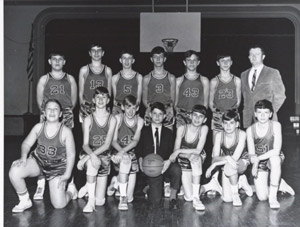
136;125;174;160
241;65;286;128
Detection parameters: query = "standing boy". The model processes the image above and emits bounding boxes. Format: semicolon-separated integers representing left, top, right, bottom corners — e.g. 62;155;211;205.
142;46;176;129
76;87;116;213
247;100;294;209
35;52;77;200
205;54;241;195
79;44;112;121
137;102;181;209
175;50;209;128
110;95;144;210
205;110;253;207
169;105;209;211
111;50;143;115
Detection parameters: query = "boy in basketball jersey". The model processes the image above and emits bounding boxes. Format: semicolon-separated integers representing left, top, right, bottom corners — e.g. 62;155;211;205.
142;46;176;129
175;50;209;128
203;54;241;196
247;100;294;209
205;110;253;207
137;102;181;210
35;52;77;200
111;50;143;115
9;99;78;212
76;87;117;212
109;95;144;210
79;44;112;122
169;105;209;211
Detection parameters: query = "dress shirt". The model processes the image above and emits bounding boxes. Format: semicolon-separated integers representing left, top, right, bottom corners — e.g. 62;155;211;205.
248;64;264;89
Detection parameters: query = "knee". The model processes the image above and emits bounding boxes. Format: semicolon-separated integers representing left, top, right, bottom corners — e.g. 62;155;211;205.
172;164;182;177
269;156;281;168
86;160;99;177
9;165;22;181
223;163;237;177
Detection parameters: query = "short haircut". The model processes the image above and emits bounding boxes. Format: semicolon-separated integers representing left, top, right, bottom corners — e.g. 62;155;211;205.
151;46;166;57
222;110;240;123
93;86;110;99
48;52;66;60
120;49;135;59
254;99;273;112
184;50;199;60
249;45;265;55
192;105;207;117
216;54;232;61
151;102;166;114
89;43;103;50
44;99;62;111
123;95;138;107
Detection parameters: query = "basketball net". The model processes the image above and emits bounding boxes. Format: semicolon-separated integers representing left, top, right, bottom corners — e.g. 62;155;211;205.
162;38;178;53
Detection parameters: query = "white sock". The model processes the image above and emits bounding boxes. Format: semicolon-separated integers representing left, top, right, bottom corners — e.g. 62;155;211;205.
269;184;279;198
17;189;30;201
87;182;96;199
231;184;239;194
192;183;200;198
119;182;128;197
37;177;46;187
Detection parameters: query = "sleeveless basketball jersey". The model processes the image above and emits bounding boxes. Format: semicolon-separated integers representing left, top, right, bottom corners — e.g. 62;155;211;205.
35;123;66;165
177;74;204;111
180;125;200;149
252;121;274;156
83;64;108;103
42;73;72;109
146;72;172;104
115;72;138;104
213;75;238;111
117;114;138;148
220;129;247;159
89;113;112;155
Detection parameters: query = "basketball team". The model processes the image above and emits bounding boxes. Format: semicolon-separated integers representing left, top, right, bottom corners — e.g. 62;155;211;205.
9;44;295;214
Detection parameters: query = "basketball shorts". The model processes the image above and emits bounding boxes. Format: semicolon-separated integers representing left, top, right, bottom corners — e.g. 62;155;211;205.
30;150;66;181
79;150;111;177
111;150;139;174
40;107;74;128
79;101;95;123
177;150;206;171
144;104;174;128
257;151;285;172
176;108;192;128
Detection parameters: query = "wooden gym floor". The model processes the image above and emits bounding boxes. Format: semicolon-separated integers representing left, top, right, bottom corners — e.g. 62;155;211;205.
3;135;300;227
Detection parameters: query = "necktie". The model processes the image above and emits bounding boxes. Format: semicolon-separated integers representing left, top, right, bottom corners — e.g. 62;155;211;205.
155;127;159;154
251;69;257;92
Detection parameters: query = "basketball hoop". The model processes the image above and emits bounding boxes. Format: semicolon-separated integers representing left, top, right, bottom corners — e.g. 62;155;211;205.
162;38;178;53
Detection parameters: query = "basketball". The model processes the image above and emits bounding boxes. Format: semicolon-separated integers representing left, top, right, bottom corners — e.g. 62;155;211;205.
142;154;164;177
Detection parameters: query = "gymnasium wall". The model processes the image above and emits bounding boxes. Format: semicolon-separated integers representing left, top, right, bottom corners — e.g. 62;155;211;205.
4;3;300;135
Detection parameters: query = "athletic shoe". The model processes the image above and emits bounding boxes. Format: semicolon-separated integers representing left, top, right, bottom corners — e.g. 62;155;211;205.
83;198;95;213
169;199;178;210
12;199;32;213
95;198;105;206
118;196;128;211
232;193;242;207
143;185;149;199
206;178;223;196
33;186;45;200
115;190;120;197
107;176;118;196
67;183;78;200
193;197;205;211
239;175;253;197
78;184;88;199
164;182;171;198
279;179;295;196
177;186;184;196
269;197;280;209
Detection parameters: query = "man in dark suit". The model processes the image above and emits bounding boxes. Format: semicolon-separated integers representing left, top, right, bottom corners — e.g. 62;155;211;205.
137;102;181;210
241;45;286;128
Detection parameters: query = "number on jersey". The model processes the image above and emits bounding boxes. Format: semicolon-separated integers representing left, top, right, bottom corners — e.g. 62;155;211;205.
50;85;65;95
90;80;104;89
183;87;199;98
